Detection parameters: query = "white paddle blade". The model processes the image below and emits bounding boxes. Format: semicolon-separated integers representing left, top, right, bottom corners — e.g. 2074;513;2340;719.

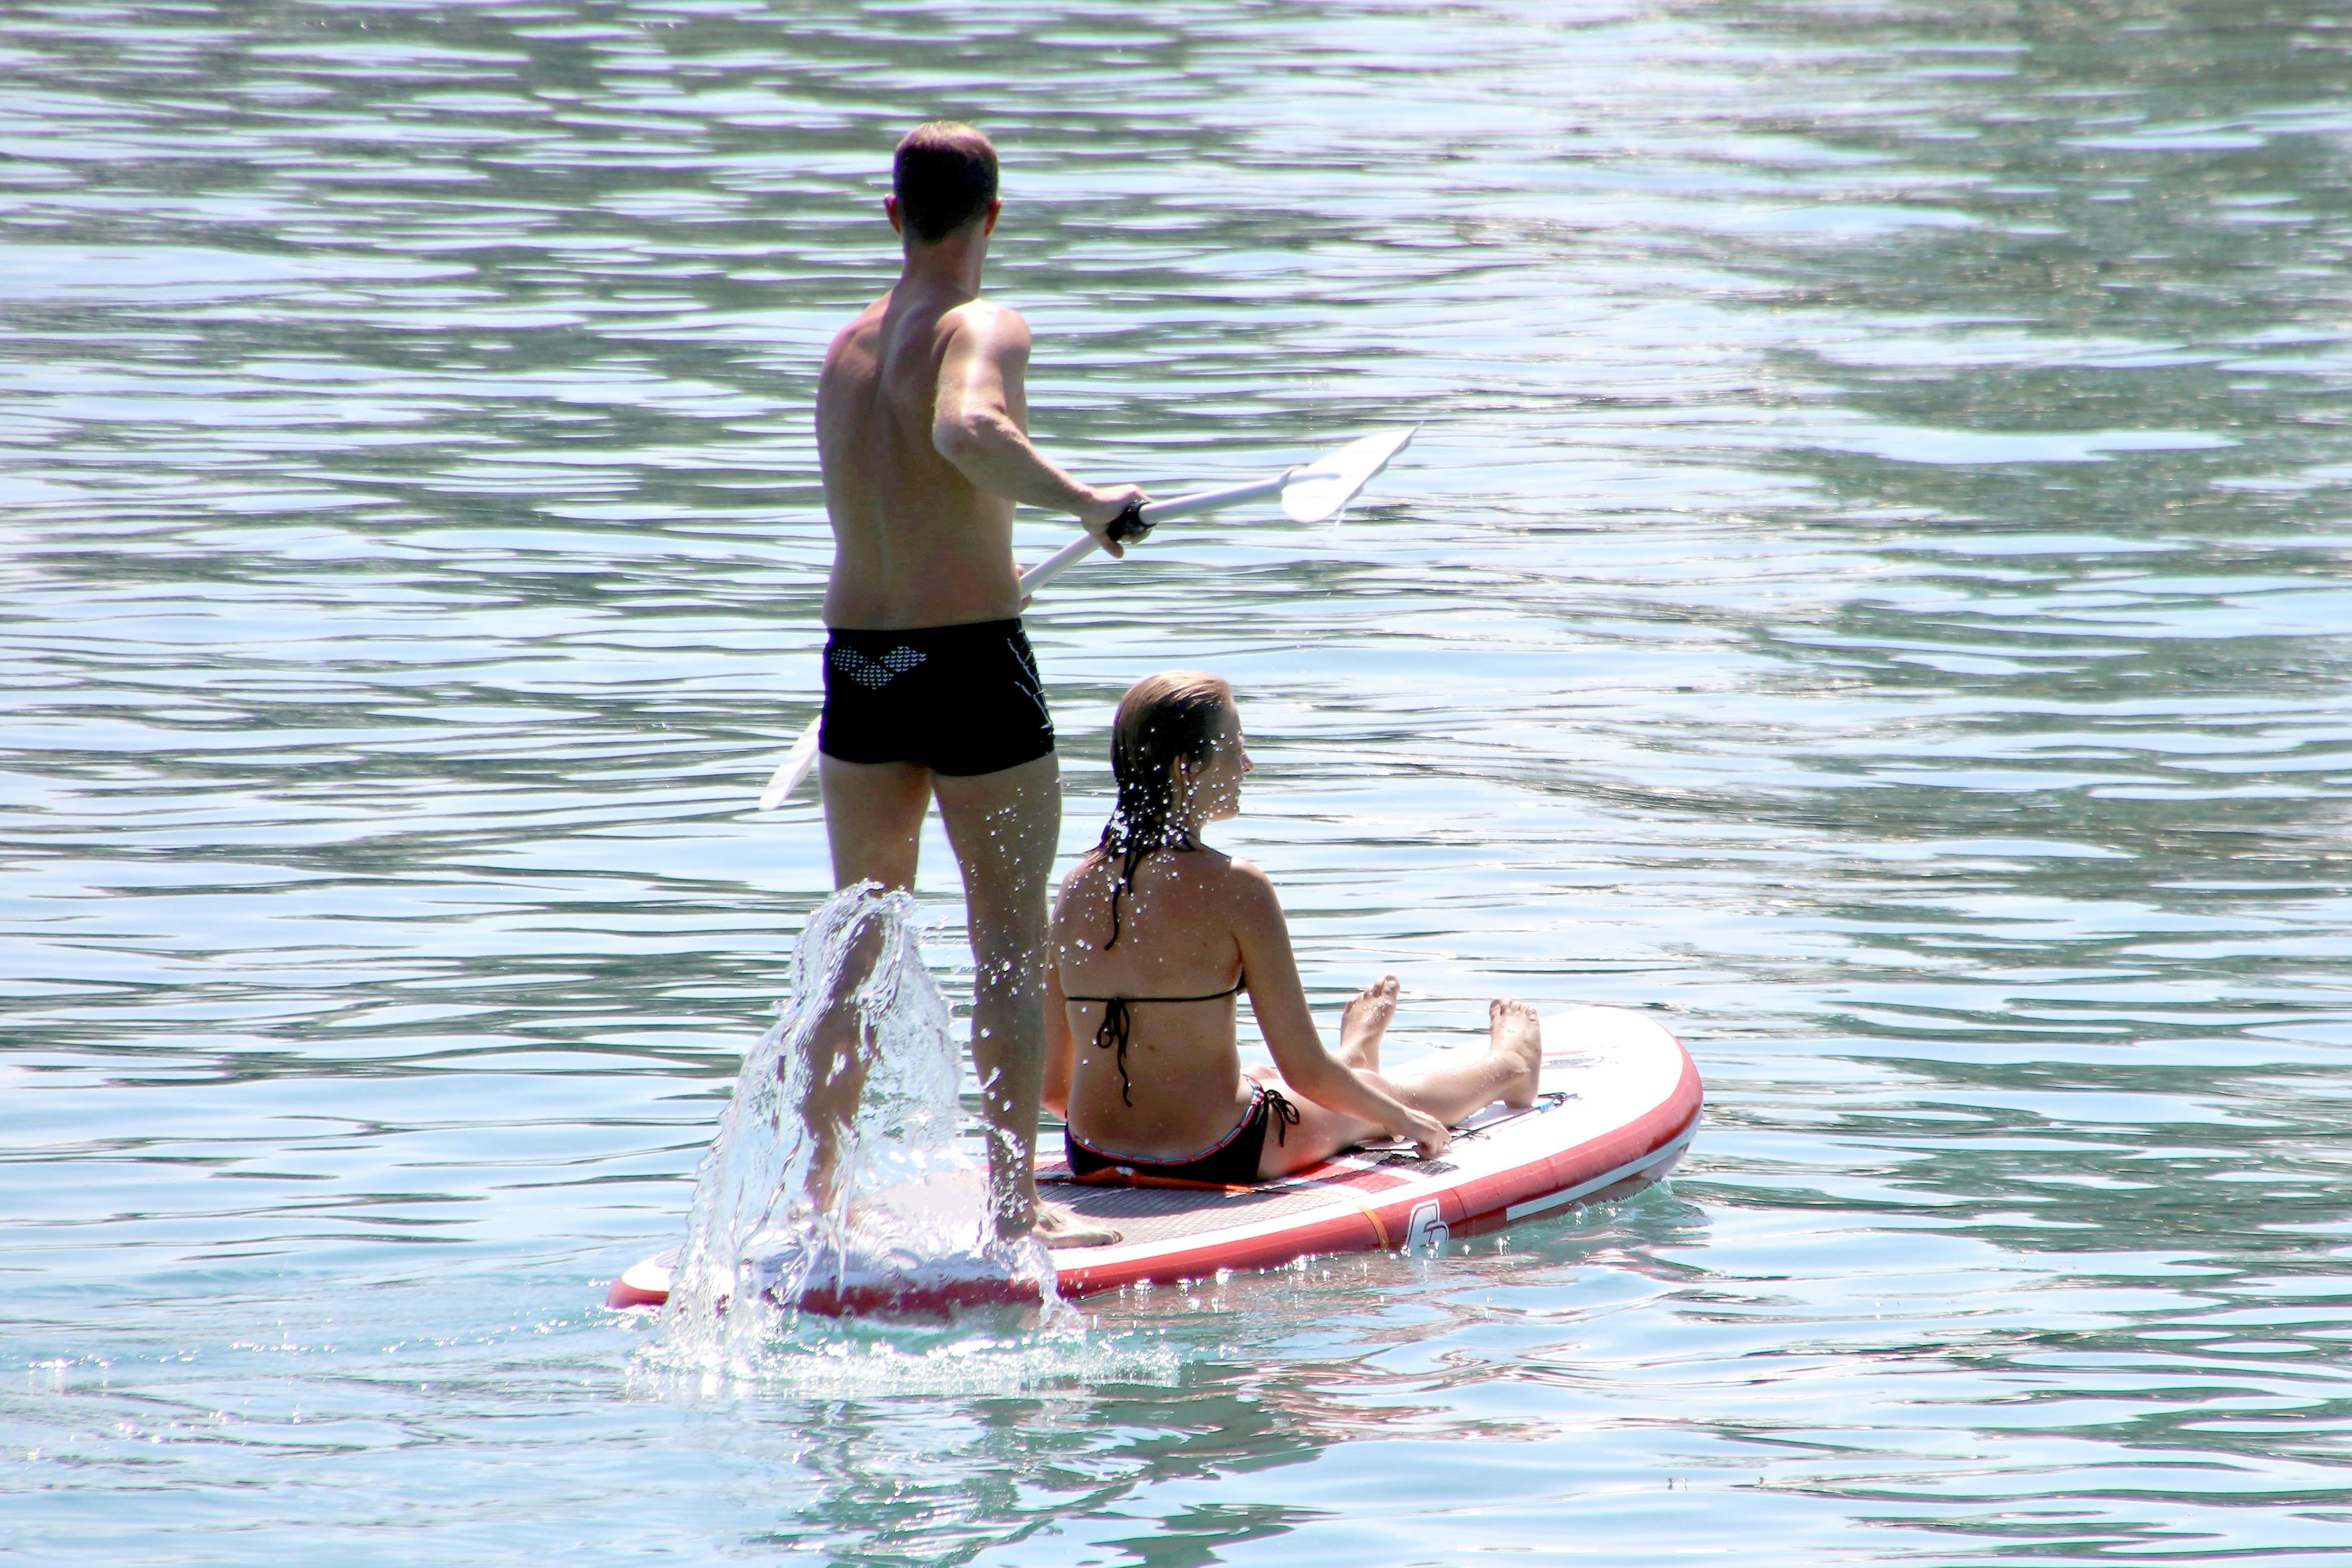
1278;425;1417;523
758;718;823;811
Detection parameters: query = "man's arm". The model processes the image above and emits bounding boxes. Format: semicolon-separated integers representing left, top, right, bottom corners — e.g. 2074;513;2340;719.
932;302;1143;553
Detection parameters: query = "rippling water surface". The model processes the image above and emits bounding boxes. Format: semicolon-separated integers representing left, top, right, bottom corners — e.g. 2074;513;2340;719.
7;1;2352;1561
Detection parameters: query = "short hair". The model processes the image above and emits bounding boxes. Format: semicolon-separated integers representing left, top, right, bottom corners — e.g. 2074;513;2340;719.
893;122;999;243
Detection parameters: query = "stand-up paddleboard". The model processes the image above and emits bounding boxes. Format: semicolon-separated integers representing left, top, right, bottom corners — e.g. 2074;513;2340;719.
606;1005;1700;1314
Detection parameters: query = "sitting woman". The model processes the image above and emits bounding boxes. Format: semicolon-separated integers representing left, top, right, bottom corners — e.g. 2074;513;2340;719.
1042;671;1543;1186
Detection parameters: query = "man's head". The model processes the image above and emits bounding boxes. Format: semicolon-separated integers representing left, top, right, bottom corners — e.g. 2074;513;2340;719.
890;121;999;245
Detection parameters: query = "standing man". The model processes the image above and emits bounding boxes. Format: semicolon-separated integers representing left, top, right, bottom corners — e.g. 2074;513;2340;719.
811;122;1144;1245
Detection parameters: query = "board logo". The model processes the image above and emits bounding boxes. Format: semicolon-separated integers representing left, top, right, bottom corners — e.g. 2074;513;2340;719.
1406;1200;1449;1254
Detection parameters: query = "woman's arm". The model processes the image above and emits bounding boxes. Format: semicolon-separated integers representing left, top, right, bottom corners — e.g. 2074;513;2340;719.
1041;913;1078;1120
1227;862;1448;1152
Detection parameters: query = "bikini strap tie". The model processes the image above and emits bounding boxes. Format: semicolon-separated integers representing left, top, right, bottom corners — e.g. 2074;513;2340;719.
1093;998;1136;1108
1259;1084;1301;1147
1066;974;1246;1108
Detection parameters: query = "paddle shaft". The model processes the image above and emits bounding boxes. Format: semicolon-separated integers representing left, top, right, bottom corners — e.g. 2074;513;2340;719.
1019;473;1286;596
758;472;1288;809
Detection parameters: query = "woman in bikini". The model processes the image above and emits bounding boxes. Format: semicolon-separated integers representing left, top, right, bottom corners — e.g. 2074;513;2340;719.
1042;671;1546;1186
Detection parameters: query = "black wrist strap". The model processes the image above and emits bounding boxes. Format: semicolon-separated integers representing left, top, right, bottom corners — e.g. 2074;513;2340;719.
1105;496;1152;545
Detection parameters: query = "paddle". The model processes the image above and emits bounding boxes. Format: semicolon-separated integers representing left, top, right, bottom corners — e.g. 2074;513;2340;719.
757;426;1416;810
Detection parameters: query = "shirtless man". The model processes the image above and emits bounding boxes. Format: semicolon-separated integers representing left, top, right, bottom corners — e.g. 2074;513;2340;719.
810;122;1144;1244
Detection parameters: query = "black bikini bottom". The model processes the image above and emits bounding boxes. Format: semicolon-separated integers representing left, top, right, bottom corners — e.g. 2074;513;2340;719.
1064;1082;1299;1188
818;618;1053;777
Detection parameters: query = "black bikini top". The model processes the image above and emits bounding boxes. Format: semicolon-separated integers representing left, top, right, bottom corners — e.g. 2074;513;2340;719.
1065;972;1246;1107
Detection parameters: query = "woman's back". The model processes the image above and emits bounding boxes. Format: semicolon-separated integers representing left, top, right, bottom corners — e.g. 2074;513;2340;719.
1053;846;1260;1161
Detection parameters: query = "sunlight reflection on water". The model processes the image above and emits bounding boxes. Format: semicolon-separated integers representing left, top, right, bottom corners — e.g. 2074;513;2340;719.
3;0;2350;1562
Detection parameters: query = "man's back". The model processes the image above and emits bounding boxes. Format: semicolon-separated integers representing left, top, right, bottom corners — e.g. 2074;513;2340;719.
818;285;1023;631
804;119;1139;1251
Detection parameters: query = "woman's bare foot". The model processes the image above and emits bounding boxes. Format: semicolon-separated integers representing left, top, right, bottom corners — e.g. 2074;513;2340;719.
1339;976;1399;1070
1489;998;1544;1107
1035;1203;1122;1250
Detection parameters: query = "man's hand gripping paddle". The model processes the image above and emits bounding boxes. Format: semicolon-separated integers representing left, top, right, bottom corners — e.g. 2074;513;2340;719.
757;425;1417;809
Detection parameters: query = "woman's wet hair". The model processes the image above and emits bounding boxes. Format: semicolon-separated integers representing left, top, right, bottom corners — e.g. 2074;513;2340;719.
1088;671;1234;947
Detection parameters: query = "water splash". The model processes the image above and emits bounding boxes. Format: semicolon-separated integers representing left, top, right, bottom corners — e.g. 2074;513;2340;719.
656;884;1065;1373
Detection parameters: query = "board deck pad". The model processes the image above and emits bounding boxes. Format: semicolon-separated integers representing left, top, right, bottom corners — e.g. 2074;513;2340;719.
606;1005;1701;1313
1035;1098;1566;1243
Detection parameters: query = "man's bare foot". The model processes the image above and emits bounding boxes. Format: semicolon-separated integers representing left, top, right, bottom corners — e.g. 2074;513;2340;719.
1489;998;1544;1108
1340;975;1400;1071
1035;1203;1121;1250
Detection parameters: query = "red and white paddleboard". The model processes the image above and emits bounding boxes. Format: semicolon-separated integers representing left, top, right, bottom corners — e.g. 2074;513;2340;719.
606;1005;1700;1314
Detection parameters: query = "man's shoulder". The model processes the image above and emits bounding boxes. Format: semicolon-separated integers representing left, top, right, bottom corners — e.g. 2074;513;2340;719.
939;294;1031;353
823;295;890;364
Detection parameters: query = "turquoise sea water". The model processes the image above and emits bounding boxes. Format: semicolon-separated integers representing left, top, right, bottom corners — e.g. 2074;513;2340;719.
5;1;2351;1561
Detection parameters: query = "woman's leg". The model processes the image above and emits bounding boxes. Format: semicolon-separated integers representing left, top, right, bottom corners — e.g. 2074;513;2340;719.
1248;1082;1382;1178
1382;998;1544;1118
1255;1000;1546;1178
1334;976;1397;1072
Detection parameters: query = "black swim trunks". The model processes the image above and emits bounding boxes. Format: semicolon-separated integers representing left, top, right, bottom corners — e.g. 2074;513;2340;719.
1064;1082;1301;1189
818;617;1054;777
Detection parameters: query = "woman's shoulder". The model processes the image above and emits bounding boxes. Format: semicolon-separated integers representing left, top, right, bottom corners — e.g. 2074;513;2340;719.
1057;852;1104;897
1059;842;1272;905
1171;842;1263;886
1183;848;1280;916
1207;847;1263;883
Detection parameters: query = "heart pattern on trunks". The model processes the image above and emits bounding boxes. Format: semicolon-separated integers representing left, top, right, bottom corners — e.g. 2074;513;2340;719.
830;643;927;689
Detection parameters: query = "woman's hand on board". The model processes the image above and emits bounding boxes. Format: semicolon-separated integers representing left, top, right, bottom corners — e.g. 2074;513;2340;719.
1397;1107;1451;1159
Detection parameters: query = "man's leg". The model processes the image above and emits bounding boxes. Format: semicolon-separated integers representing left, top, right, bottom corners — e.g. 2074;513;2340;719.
803;756;934;1215
819;756;931;892
931;753;1060;1239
